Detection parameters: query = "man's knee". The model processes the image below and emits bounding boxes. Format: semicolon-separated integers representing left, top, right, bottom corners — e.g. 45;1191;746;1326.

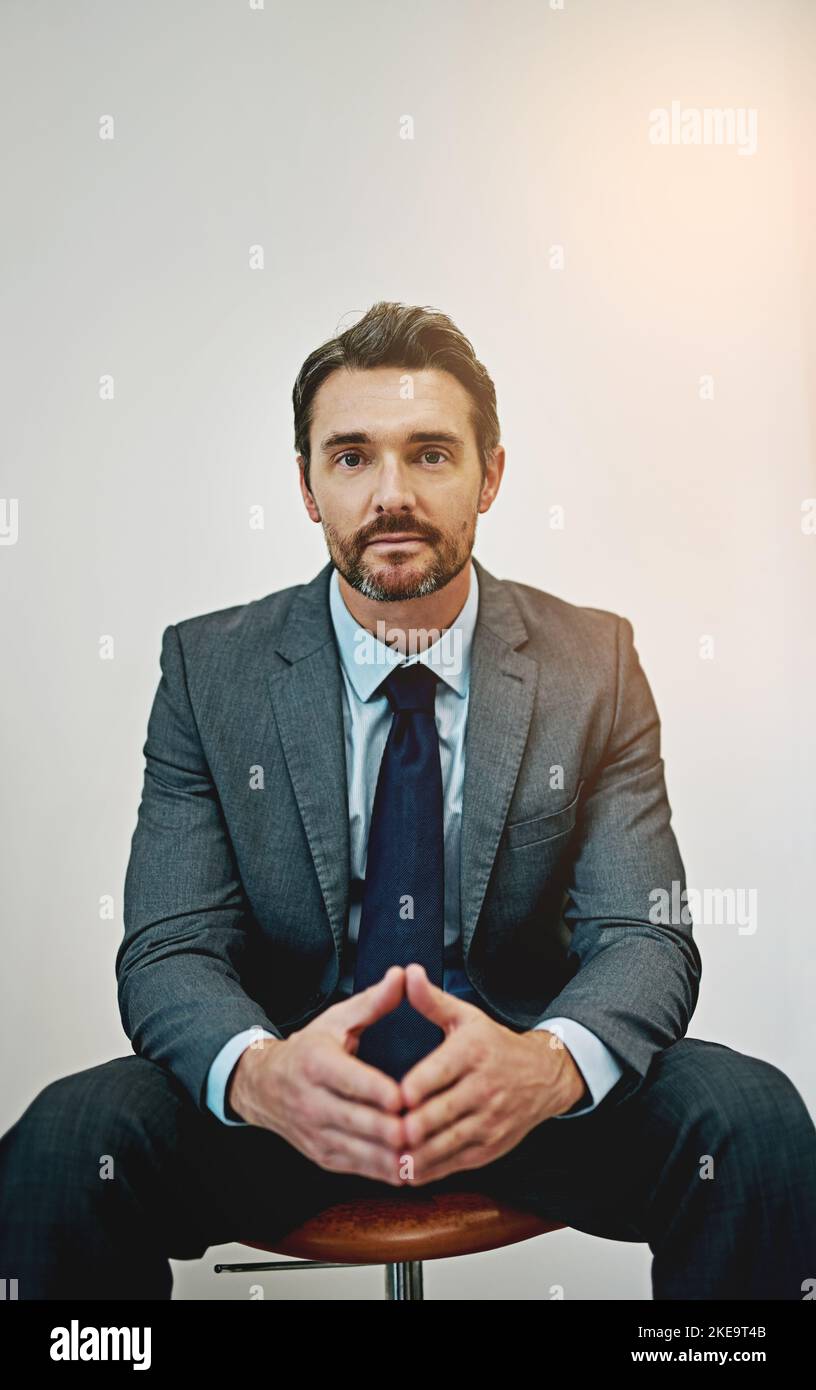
1;1055;189;1178
649;1038;815;1151
0;1058;206;1298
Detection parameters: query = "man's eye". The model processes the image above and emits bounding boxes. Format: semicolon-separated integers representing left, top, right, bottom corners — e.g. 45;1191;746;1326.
335;450;447;468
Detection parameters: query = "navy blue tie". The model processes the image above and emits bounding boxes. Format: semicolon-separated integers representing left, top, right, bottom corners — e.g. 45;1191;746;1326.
353;660;445;1081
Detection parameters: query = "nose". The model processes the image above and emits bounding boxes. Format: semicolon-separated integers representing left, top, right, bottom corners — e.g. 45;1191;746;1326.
369;456;418;515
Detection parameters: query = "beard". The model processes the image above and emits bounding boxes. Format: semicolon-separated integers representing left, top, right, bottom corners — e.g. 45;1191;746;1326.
321;511;477;601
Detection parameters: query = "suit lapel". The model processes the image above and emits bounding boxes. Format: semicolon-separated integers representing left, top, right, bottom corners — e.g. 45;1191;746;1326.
460;558;538;957
264;555;538;973
267;560;350;963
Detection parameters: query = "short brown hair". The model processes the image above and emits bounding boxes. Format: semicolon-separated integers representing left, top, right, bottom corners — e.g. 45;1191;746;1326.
293;301;500;491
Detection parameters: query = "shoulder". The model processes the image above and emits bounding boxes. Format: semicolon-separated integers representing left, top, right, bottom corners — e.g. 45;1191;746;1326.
164;579;306;657
495;573;633;657
479;569;644;699
491;574;650;729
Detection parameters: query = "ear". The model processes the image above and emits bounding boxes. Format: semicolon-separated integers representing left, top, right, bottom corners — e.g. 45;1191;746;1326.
297;455;322;523
477;445;505;514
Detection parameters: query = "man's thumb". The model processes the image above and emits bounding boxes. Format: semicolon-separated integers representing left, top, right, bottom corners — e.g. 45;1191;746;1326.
332;966;405;1036
404;962;469;1029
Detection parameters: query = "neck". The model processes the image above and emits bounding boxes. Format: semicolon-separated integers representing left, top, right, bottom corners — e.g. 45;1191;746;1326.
337;559;472;654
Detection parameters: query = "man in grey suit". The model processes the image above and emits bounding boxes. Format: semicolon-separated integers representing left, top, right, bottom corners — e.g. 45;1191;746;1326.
1;301;814;1299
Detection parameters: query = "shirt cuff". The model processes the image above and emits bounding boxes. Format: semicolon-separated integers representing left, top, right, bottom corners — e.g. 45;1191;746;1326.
205;1027;278;1125
532;1017;624;1118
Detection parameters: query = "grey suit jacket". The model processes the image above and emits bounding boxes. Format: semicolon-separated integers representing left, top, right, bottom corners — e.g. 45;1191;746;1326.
117;556;702;1116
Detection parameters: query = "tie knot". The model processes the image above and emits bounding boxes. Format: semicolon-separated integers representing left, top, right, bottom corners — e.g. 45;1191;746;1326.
382;661;439;714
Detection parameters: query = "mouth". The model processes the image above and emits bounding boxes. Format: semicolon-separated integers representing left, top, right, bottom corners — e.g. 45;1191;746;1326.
366;534;428;548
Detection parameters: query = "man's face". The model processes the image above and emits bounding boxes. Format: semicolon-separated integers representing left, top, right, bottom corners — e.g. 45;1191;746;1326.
298;365;503;601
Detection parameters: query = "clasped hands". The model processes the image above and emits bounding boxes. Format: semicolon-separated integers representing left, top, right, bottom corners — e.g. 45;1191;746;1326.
229;963;588;1186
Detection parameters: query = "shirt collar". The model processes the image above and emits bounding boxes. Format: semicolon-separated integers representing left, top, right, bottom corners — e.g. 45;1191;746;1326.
329;561;479;702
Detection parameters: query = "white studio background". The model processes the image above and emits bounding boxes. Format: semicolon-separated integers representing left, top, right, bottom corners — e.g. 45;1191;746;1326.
1;0;814;1300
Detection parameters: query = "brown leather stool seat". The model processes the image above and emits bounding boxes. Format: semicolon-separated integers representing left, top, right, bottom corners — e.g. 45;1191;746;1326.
238;1189;565;1266
215;1189;567;1297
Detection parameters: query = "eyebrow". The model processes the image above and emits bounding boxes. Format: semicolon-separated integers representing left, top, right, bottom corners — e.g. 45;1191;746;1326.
319;430;465;452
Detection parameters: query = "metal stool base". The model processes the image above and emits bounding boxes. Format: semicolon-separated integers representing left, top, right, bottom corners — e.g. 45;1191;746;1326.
214;1255;425;1299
